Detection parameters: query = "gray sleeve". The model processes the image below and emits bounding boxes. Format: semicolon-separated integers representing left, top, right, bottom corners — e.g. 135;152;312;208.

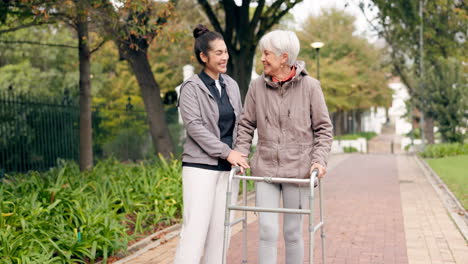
235;83;257;155
179;83;231;159
310;79;333;167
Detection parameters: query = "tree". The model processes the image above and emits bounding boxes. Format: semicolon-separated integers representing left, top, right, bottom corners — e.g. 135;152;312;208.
421;58;467;143
198;0;304;100
1;0;105;170
357;0;467;143
95;0;176;157
297;9;391;135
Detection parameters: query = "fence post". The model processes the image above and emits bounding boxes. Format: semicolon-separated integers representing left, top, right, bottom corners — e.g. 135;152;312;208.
125;96;133;160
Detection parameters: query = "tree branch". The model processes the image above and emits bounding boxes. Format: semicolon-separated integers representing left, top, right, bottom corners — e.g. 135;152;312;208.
222;0;236;49
0;20;54;34
90;39;107;54
257;0;302;43
250;0;265;29
262;0;284;18
0;39;77;48
197;0;224;35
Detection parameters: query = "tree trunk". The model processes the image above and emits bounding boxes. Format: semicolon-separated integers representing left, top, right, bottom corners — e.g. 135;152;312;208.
76;3;93;171
335;110;345;136
425;116;435;144
124;47;174;157
356;110;362;133
228;48;255;102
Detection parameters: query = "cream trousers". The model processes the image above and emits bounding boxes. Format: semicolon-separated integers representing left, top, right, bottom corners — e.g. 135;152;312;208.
174;166;238;264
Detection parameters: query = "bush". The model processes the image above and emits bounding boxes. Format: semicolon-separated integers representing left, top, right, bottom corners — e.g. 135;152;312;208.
357;131;378;140
343;146;359;153
0;156;182;263
102;128;151;161
420;143;468;158
405;128;421;139
335;132;377;140
404;144;411;152
335;134;360;140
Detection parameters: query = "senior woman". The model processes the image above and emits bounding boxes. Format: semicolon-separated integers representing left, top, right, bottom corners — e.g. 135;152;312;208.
233;30;333;263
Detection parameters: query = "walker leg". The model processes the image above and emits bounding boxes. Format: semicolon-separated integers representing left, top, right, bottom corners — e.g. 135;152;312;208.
242;178;247;263
222;170;234;264
319;178;325;264
309;176;316;264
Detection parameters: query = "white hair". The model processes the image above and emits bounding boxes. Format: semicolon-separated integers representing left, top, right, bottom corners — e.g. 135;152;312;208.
259;30;300;66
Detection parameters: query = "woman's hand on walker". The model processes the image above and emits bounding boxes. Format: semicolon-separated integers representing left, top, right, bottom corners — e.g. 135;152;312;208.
310;163;327;178
227;150;250;173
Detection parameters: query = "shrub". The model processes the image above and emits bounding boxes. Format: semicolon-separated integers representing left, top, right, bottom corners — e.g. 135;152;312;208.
343;146;359;153
420;143;468;158
357;131;378;140
404;144;411;152
102;128;151;161
335;132;377;140
405;128;421;139
0;156;182;263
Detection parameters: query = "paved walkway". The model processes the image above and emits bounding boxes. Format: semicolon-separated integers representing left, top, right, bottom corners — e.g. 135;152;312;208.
119;152;467;264
398;155;467;263
368;123;403;154
228;154;408;264
117;125;468;263
120;120;467;264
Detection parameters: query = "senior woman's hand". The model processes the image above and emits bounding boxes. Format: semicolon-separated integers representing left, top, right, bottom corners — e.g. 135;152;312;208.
227;150;250;173
310;163;327;178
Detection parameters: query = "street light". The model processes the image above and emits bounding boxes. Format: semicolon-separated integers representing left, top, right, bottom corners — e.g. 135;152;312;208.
310;42;324;80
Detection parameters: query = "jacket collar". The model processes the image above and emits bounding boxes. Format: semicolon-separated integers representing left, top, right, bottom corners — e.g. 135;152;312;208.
199;70;225;87
263;61;308;89
183;73;229;99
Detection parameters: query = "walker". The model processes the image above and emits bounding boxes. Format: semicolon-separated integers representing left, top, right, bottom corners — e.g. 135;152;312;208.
222;167;326;264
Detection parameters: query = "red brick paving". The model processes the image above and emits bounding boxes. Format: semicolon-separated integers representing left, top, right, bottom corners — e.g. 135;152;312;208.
227;154;408;264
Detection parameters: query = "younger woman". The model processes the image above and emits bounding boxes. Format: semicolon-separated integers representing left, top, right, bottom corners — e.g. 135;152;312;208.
174;24;248;264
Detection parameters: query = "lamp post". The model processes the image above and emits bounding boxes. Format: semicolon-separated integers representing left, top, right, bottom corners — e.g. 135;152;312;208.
419;0;425;150
311;42;324;80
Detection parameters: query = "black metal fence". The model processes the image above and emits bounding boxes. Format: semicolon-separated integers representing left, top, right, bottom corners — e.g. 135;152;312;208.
0;92;79;174
0;92;182;175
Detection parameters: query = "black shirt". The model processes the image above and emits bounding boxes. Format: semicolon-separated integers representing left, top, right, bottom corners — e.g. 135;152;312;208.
182;71;236;171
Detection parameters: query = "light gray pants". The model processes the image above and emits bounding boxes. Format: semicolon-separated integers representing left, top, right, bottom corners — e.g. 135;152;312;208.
174;167;238;264
256;181;309;264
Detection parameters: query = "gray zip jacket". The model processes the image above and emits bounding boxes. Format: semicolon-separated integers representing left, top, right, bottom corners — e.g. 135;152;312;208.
178;74;243;165
235;61;333;179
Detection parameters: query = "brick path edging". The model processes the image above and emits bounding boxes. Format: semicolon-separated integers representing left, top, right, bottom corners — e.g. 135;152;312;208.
111;192;256;264
414;155;468;241
96;224;181;264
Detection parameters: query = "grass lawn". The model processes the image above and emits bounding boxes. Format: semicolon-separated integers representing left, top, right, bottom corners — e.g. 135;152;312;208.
425;154;468;210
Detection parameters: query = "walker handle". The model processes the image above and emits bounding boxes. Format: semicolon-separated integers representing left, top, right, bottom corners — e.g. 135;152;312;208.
311;168;319;178
231;166;241;174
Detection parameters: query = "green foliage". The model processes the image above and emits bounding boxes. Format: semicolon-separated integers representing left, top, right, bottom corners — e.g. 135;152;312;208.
297;9;392;113
0;24;79;98
364;0;467;142
405;128;422;139
366;0;467;63
420;143;468;158
102;128;152;161
0;93;79;173
335;132;377;140
426;154;468;210
418;57;467;143
343;146;359;153
0;156;182;263
404;144;411;152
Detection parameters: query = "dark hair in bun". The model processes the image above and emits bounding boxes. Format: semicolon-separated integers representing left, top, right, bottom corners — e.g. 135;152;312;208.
193;24;210;38
193;24;223;65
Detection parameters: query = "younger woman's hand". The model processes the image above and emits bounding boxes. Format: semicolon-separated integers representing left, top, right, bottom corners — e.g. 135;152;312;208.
227;150;250;173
